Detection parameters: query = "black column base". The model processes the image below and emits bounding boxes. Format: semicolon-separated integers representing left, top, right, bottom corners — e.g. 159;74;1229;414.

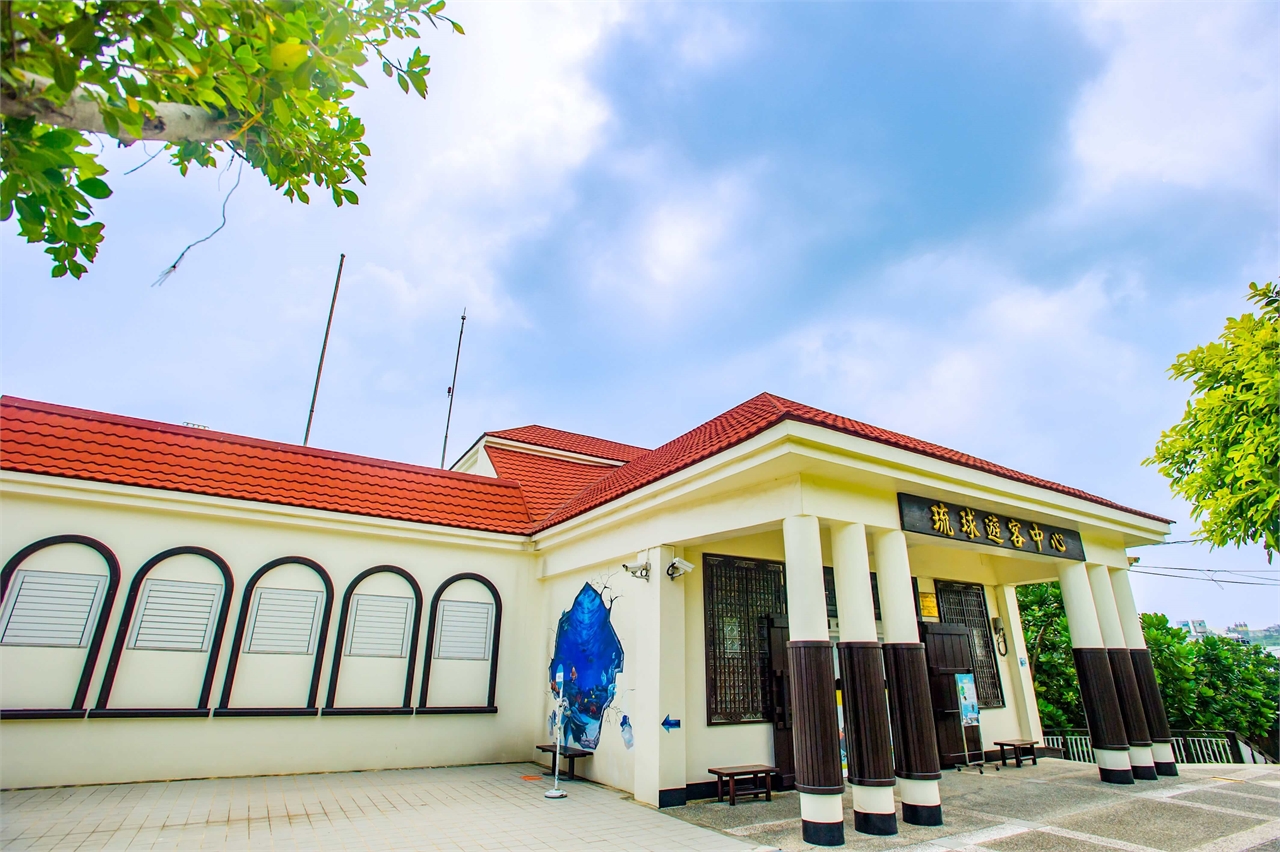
1155;762;1179;777
1099;766;1135;785
854;810;898;835
802;820;845;846
902;802;943;826
1132;764;1158;781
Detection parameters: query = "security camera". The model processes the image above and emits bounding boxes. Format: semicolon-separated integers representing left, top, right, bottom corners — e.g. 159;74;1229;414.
623;561;650;581
666;557;695;580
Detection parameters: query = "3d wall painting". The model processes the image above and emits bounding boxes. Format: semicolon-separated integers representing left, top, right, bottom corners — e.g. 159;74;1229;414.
548;582;624;750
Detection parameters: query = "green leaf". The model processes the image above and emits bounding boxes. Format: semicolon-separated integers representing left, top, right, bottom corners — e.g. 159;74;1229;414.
397;73;409;94
270;42;310;72
451;20;465;35
77;178;113;200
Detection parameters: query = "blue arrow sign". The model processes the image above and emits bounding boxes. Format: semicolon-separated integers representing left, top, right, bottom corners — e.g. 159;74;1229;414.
661;714;681;731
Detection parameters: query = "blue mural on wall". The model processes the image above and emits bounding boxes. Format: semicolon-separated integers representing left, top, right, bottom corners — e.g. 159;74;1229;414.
549;582;624;750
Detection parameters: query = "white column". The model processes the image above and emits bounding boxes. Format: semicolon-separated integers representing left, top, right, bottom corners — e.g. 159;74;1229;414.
995;584;1043;743
831;523;894;829
782;516;844;846
874;530;918;645
832;523;877;643
1111;567;1177;773
874;529;941;825
632;545;687;807
1059;561;1132;781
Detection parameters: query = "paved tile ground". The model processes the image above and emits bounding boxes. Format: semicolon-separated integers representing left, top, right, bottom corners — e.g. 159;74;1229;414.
0;763;759;851
2;760;1276;851
665;760;1280;852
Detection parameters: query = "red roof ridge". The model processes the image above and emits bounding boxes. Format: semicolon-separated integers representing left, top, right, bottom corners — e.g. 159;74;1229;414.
1;395;518;490
485;424;649;463
534;392;1172;530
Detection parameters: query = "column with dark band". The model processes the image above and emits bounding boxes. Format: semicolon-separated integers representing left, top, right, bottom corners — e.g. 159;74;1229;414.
1110;567;1177;776
1059;561;1134;784
874;529;942;826
832;523;896;835
782;515;845;846
1088;563;1156;780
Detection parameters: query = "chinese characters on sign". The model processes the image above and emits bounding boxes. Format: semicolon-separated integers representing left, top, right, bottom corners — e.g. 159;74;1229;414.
897;493;1086;561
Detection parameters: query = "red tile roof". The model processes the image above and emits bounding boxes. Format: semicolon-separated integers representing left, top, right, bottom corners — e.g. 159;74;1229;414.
535;393;1172;529
485;425;648;463
0;397;531;534
483;445;615;521
1;393;1169;536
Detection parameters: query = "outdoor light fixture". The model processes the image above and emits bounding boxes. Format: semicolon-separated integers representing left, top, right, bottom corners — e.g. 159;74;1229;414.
991;616;1008;657
666;557;694;581
623;561;651;581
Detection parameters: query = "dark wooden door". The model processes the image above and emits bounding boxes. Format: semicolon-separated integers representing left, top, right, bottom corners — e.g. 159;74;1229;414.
920;621;977;767
765;615;796;787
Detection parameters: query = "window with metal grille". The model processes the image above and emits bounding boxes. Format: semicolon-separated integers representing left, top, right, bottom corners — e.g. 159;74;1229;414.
433;599;493;660
825;567;882;623
244;587;324;655
935;581;1004;708
703;554;786;725
0;570;108;647
128;579;223;652
344;594;412;658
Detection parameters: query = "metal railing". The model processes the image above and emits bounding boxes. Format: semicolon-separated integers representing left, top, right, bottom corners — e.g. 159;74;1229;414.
1042;728;1265;764
1043;729;1093;762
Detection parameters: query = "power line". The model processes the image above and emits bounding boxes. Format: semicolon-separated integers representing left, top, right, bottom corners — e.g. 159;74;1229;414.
1128;569;1279;587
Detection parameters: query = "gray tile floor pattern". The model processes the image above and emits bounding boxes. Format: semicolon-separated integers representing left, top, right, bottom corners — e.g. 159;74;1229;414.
0;763;760;851
665;761;1280;852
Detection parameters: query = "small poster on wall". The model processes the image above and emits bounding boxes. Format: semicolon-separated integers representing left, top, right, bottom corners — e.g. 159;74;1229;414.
956;673;980;727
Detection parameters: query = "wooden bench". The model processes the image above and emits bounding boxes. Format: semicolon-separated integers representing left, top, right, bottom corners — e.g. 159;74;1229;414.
535;744;593;781
994;739;1039;768
708;764;777;806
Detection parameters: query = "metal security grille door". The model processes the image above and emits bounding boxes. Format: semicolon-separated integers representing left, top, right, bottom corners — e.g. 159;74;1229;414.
703;555;786;724
344;594;412;657
0;570;108;647
935;581;1004;708
127;579;223;652
433;600;493;660
244;588;324;654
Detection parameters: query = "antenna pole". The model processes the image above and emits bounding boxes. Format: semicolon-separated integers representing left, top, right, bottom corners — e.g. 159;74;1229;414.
304;253;346;446
441;308;467;468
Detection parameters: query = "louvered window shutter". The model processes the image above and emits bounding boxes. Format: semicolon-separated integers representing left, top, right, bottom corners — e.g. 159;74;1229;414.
344;594;412;658
128;579;223;652
244;587;324;655
433;600;494;660
0;570;108;647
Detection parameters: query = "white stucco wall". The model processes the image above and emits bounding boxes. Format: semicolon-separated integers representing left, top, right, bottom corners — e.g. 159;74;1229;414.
0;476;541;788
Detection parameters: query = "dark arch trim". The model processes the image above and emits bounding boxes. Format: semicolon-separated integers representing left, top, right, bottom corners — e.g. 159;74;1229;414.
0;535;121;719
324;566;423;715
92;546;234;717
215;556;335;717
418;572;502;712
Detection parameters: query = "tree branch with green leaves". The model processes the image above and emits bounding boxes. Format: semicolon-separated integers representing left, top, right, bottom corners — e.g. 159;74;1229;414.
1146;281;1279;561
1;0;462;278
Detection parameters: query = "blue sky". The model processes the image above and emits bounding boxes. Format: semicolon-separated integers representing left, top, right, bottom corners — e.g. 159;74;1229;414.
3;2;1276;626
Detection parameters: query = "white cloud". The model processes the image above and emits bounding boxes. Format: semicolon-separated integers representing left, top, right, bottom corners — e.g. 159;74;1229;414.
333;2;632;327
585;161;761;317
1070;1;1277;198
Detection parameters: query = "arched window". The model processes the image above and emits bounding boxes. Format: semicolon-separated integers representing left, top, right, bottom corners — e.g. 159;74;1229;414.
325;566;423;715
419;573;502;714
0;535;121;719
216;557;334;717
92;546;233;717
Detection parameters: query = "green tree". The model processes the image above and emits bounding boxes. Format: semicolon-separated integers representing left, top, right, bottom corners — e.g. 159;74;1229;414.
1016;582;1084;729
1;0;462;278
1138;613;1197;729
1146;280;1280;559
